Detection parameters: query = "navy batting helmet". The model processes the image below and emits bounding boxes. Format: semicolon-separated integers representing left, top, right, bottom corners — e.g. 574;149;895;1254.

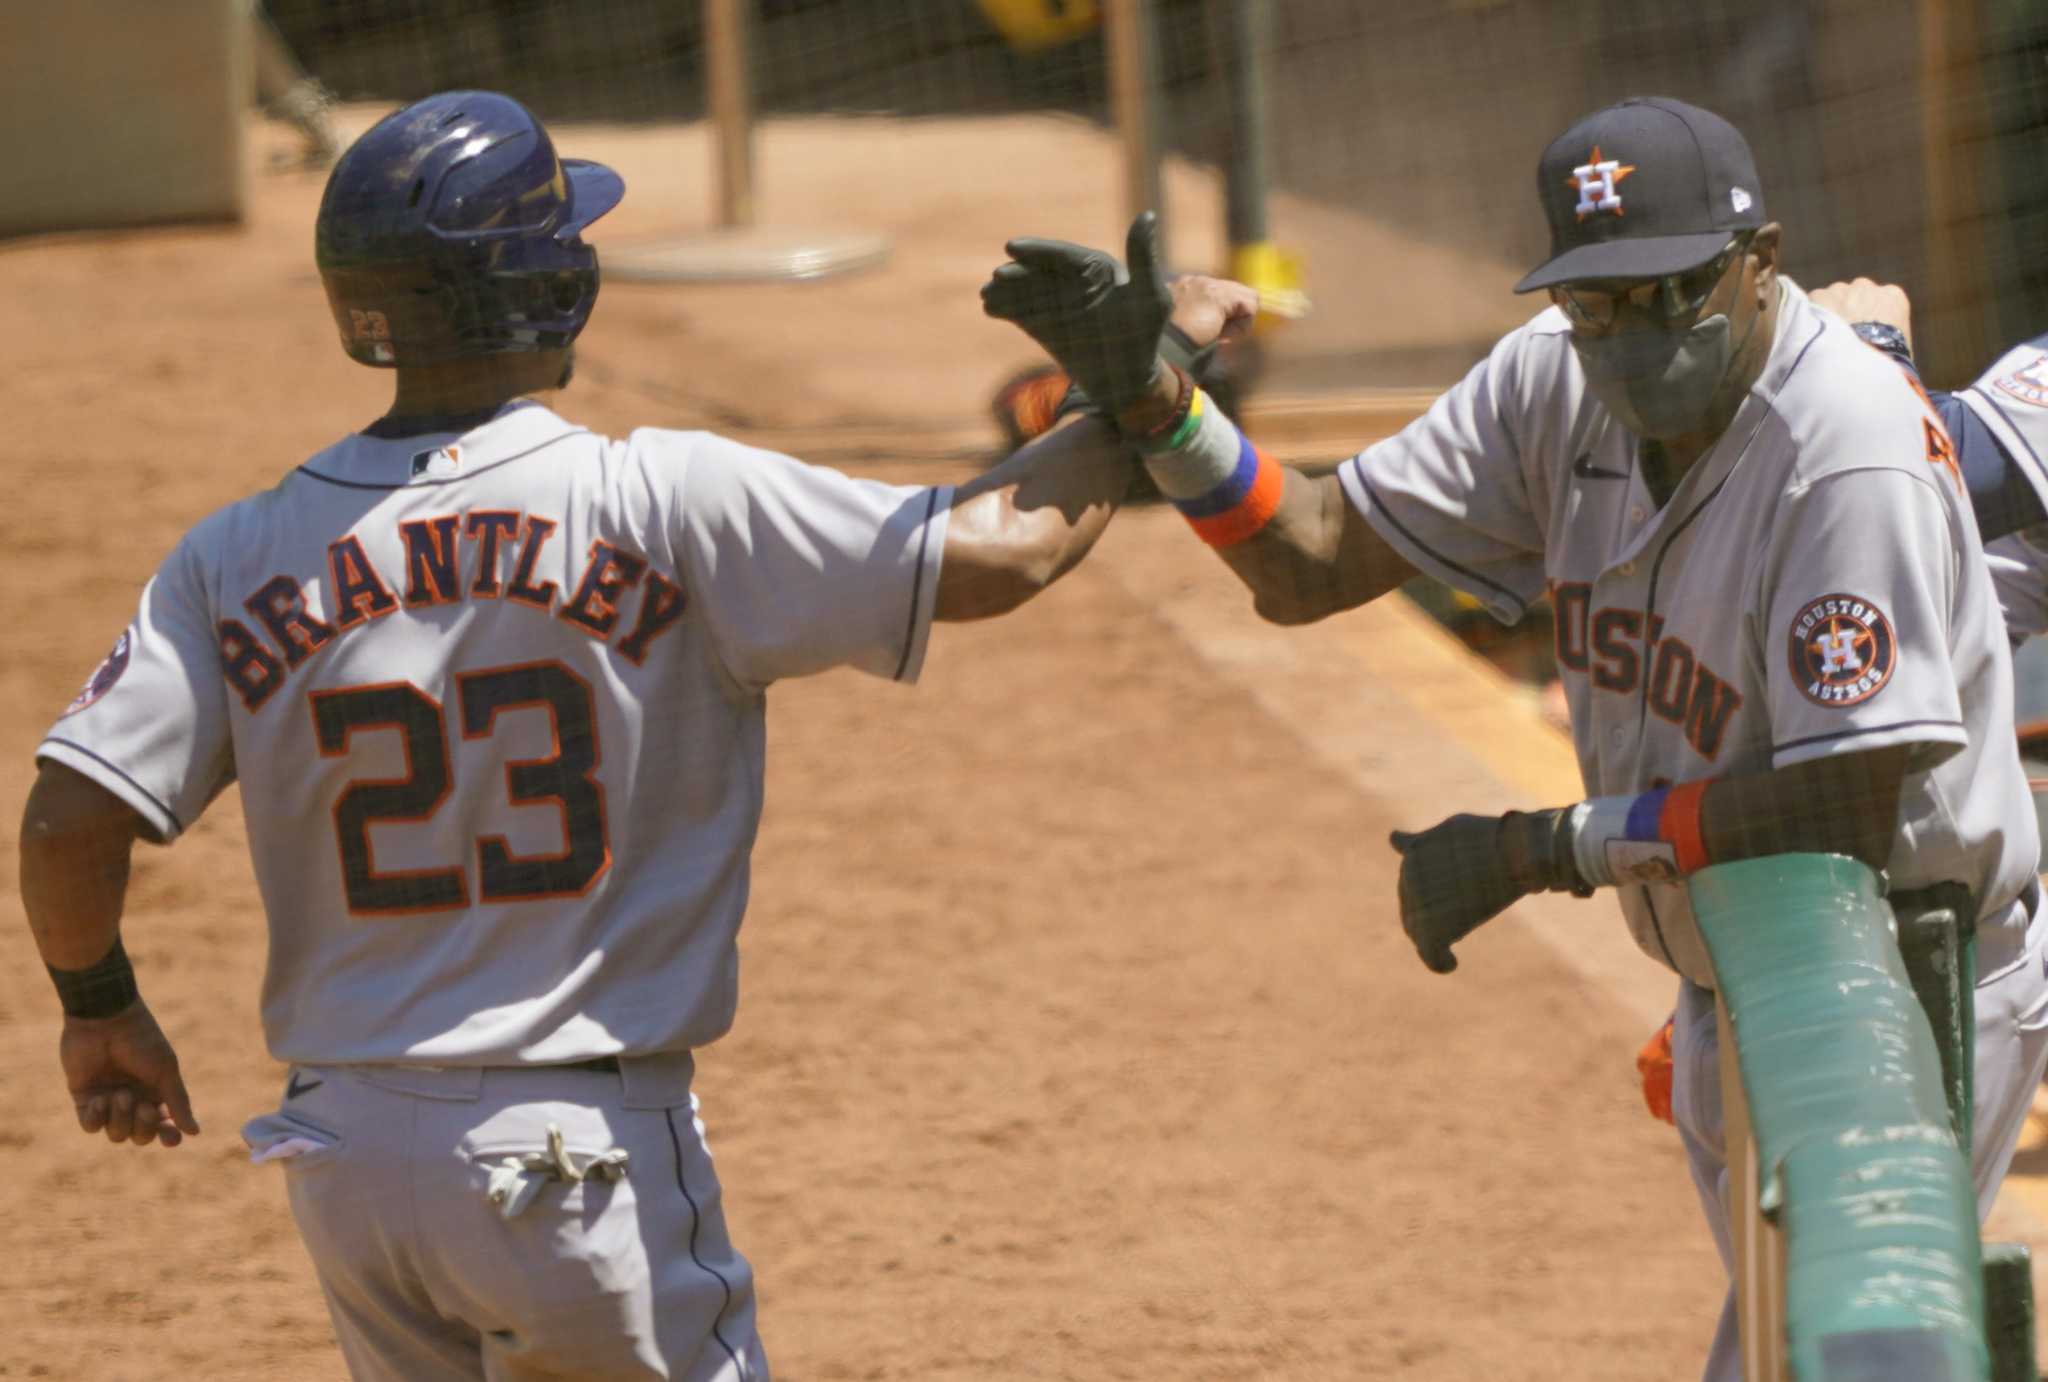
315;90;624;367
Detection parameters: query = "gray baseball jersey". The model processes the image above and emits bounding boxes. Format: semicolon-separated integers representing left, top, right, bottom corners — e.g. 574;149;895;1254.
1338;280;2038;988
39;402;952;1065
1958;337;2048;640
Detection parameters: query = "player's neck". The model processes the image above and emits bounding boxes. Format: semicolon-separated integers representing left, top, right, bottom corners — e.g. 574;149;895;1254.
384;353;568;428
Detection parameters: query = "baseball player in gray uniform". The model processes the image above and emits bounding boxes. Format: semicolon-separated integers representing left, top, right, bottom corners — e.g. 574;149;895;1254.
982;96;2048;1380
15;91;1253;1382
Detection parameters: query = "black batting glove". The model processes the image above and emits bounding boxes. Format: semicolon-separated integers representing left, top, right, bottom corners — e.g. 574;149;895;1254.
1389;808;1585;974
980;211;1172;417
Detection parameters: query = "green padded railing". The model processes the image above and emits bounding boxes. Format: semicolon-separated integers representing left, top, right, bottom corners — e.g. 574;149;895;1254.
1688;853;1987;1382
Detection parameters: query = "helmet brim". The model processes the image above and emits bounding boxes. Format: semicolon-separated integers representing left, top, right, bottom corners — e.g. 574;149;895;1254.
562;159;624;237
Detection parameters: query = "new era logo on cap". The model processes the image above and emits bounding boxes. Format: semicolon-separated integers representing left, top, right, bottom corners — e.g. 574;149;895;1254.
1516;96;1766;293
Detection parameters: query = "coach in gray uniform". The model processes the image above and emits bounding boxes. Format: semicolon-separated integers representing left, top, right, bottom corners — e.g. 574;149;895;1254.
983;96;2048;1382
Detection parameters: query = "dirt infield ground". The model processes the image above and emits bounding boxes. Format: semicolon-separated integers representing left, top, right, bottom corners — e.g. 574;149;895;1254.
0;112;1723;1380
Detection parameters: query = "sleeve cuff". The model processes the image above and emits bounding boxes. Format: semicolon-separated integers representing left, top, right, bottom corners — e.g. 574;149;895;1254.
1770;718;1967;772
35;737;184;842
893;484;953;685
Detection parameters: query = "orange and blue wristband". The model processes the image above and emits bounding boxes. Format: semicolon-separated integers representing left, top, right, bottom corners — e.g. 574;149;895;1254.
1138;386;1284;547
1570;780;1712;887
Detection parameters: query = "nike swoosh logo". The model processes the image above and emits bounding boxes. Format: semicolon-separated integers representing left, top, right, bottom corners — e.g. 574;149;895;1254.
1572;452;1629;481
286;1071;323;1099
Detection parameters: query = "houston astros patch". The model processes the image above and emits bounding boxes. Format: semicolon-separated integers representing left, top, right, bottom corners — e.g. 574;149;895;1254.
1994;354;2048;407
1788;594;1896;706
61;629;132;717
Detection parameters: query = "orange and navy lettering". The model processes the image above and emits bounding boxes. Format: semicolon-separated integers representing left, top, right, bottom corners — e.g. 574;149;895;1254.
464;510;521;597
1901;371;1965;494
504;516;561;609
217;510;689;710
219;617;288;711
560;540;648;639
617;570;686;666
1550;581;1744;761
400;515;464;607
246;573;337;668
329;535;399;628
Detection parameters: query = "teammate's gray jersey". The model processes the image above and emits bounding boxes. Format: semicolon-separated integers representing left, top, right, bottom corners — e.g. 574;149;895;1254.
39;404;952;1065
1338;281;2038;988
1958;337;2048;640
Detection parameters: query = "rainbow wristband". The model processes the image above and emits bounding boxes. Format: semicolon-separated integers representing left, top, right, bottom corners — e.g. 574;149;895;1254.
1571;780;1711;888
1140;388;1284;548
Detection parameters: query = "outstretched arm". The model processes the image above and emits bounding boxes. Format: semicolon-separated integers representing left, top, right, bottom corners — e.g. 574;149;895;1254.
1111;363;1420;624
934;415;1133;621
20;762;199;1148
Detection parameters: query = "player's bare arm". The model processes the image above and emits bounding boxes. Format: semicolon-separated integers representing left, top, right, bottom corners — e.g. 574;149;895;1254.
1110;361;1418;622
1390;745;1909;972
18;762;199;1148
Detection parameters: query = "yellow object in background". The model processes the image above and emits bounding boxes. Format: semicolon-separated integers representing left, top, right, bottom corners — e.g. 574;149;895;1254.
975;0;1101;54
1228;241;1310;330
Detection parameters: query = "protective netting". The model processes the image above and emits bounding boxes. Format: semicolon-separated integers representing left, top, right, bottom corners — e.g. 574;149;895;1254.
12;7;2048;1376
259;0;2048;384
246;0;2048;710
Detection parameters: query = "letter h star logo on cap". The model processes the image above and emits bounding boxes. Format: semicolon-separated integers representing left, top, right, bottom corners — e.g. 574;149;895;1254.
1569;145;1636;220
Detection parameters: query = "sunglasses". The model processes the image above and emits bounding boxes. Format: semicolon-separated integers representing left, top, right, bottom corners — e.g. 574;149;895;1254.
1548;235;1752;332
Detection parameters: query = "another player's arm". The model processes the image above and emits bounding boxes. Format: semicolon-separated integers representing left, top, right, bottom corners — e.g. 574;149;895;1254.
18;761;199;1147
934;415;1133;621
1812;278;2047;542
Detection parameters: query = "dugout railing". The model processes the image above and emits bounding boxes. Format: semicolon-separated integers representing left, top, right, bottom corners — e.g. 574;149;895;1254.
1692;853;2038;1381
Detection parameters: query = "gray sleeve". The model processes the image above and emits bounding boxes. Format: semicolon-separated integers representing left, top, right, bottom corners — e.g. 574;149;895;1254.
1333;328;1550;623
672;433;954;688
1986;527;2048;643
1764;468;1968;769
35;534;235;841
1959;340;2048;526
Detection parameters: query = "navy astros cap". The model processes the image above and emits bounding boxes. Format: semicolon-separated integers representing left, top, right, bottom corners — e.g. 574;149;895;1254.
1513;96;1766;293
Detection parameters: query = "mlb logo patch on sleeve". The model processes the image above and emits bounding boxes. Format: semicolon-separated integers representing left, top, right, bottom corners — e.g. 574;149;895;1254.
1787;594;1896;707
61;629;132;716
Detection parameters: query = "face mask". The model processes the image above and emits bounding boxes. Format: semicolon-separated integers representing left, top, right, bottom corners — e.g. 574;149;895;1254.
1572;311;1742;439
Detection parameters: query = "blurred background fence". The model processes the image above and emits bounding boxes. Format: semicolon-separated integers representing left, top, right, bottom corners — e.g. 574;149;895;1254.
258;0;2048;389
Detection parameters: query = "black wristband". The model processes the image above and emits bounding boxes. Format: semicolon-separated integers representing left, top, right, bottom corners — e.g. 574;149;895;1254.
1851;321;1914;367
47;936;141;1020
